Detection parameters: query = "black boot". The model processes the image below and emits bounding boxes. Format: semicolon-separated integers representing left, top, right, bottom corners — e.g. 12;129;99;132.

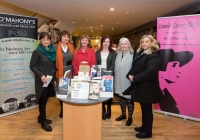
116;99;126;121
115;115;126;121
59;100;63;118
102;103;107;120
106;98;112;119
106;107;111;119
126;118;132;126
134;127;143;132
41;120;52;132
38;115;52;124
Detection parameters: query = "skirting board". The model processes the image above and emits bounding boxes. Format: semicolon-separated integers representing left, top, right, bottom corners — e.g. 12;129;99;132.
154;109;200;122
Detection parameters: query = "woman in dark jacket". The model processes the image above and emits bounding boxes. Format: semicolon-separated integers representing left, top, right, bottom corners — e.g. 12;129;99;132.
30;32;56;132
96;35;117;120
127;35;160;139
54;30;74;118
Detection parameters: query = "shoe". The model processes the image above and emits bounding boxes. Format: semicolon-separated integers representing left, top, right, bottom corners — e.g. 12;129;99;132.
59;112;63;118
134;127;143;132
126;118;132;126
38;119;52;124
102;109;107;120
106;108;111;119
135;132;152;139
115;115;126;121
41;121;52;132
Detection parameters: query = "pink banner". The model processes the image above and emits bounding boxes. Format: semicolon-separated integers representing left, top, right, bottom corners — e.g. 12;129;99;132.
155;15;200;119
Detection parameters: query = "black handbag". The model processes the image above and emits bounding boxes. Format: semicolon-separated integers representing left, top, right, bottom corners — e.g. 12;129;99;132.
122;83;134;95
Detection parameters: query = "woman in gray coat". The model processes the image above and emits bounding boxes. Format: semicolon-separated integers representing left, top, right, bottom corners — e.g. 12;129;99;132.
30;32;56;132
54;30;74;118
114;37;134;126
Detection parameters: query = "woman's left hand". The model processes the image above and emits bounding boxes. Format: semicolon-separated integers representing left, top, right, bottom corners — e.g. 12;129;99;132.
128;75;134;82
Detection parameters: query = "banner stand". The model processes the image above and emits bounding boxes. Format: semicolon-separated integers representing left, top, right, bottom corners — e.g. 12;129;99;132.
154;110;200;122
0;105;37;118
0;13;38;117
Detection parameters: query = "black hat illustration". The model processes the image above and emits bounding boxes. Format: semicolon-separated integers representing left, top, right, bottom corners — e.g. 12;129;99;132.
159;49;194;71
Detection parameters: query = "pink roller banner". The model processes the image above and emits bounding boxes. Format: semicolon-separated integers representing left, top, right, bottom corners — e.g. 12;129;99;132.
154;15;200;120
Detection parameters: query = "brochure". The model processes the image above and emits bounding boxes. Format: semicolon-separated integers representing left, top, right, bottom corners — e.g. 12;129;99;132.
42;75;52;87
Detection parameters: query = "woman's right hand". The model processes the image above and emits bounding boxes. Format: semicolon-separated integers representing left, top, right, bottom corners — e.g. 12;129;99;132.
41;75;47;83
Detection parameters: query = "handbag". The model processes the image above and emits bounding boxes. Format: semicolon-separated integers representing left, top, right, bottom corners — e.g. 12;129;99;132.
122;83;134;95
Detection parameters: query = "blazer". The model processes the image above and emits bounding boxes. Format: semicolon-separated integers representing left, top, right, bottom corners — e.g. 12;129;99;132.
127;50;161;103
30;49;57;104
96;49;117;75
72;47;96;75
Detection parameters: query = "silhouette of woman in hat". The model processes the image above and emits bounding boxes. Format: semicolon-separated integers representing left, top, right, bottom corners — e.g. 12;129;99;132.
158;49;194;114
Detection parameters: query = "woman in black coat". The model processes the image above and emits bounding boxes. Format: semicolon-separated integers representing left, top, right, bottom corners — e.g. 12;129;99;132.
96;35;117;120
30;32;56;132
127;35;160;139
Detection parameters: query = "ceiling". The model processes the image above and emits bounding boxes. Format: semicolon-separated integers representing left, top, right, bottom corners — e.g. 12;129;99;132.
3;0;200;39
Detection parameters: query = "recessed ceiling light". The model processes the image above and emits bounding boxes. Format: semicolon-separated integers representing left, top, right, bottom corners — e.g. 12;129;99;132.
110;8;114;11
90;26;92;28
80;28;81;29
86;19;89;21
126;12;130;13
101;17;103;18
112;28;114;30
91;30;93;32
101;25;103;26
72;22;75;23
116;23;118;24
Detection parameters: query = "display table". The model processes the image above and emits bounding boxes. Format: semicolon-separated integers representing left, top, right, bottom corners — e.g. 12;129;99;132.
60;96;110;140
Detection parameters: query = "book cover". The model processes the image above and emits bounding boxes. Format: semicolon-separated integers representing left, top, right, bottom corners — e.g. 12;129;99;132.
91;65;101;79
71;82;90;99
88;83;100;100
56;78;70;98
100;76;113;97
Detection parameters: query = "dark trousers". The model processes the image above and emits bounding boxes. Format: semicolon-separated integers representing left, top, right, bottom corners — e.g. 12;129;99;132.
38;83;53;121
140;103;153;135
59;100;63;115
102;98;113;110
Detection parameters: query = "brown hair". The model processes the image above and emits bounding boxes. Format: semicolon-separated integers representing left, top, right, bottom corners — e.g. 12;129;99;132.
99;35;113;52
39;32;51;40
58;30;70;41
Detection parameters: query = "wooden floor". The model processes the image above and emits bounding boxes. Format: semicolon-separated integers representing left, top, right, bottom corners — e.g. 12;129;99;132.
0;97;200;140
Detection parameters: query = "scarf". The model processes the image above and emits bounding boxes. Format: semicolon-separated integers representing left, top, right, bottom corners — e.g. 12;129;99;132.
56;42;74;79
38;44;56;62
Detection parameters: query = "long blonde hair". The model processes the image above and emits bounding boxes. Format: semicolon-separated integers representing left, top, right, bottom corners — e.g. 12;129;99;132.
137;35;159;54
76;34;92;51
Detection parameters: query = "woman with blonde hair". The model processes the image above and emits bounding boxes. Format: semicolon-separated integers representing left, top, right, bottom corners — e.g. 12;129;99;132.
114;37;135;126
127;35;160;138
72;34;96;75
